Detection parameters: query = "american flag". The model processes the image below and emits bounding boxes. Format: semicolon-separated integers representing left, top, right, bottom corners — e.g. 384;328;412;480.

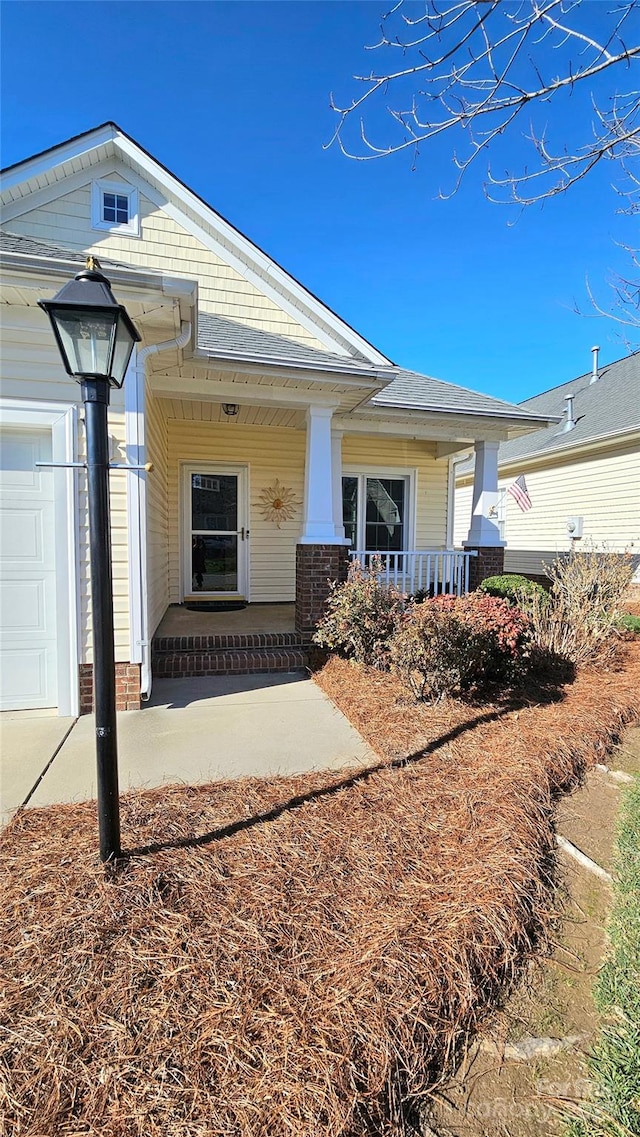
507;475;532;512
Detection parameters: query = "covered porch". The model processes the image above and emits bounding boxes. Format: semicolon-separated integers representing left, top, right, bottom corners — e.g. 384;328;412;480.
138;333;533;684
144;394;501;635
144;407;505;683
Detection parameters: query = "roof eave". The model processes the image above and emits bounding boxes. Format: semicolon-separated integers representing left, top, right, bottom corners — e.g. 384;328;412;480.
194;349;392;388
455;424;640;483
1;122;394;368
367;399;560;428
1;247;163;287
499;424;640;471
0;122;119;186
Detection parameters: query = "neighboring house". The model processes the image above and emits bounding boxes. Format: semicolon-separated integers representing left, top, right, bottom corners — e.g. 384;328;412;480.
454;350;640;581
0;122;553;716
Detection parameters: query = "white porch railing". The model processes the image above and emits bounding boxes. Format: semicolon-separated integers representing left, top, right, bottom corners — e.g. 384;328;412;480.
349;549;477;596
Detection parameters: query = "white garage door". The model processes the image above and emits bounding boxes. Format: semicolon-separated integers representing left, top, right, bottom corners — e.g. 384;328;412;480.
0;427;58;710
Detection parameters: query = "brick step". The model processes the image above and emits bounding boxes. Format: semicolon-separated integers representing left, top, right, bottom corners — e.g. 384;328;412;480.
152;646;309;679
153;631;306;653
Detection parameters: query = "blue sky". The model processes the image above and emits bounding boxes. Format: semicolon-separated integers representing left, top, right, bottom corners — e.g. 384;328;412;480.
1;1;635;402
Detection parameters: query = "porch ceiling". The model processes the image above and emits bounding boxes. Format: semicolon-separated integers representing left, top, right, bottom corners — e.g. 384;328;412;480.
148;363;380;414
158;397;306;430
148;375;551;441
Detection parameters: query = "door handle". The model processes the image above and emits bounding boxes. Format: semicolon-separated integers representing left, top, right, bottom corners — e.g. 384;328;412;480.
240;527;250;541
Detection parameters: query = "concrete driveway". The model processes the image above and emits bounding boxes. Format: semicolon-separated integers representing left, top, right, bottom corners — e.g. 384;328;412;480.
1;674;376;827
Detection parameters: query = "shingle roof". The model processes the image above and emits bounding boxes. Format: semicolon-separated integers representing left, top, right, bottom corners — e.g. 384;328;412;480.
0;229;134;270
499;352;640;464
0;228;557;425
1;229;382;376
371;367;552;422
457;351;640;477
197;311;380;374
1;123;392;367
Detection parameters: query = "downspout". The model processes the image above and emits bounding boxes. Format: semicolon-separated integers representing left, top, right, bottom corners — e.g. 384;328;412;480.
127;321;191;700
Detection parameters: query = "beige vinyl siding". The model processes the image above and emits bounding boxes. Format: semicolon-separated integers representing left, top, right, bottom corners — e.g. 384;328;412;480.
77;412;131;662
1;302;131;662
500;441;640;576
0;302;105;405
454;440;640;578
146;388;170;636
453;482;473;547
342;435;449;548
8;179;327;347
165;403;305;603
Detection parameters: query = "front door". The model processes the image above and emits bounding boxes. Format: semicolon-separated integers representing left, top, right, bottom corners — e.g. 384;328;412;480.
183;466;248;599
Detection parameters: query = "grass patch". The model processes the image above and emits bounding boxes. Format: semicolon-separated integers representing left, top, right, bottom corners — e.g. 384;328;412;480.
618;613;640;636
564;777;640;1137
2;648;640;1136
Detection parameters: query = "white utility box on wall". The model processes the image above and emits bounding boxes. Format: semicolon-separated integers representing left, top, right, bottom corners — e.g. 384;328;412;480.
566;516;584;539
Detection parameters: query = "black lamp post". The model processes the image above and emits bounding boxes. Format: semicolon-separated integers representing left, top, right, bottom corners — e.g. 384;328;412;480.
39;265;140;862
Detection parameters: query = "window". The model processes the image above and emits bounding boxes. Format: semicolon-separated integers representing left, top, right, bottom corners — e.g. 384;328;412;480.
91;179;140;236
102;192;129;225
342;472;412;551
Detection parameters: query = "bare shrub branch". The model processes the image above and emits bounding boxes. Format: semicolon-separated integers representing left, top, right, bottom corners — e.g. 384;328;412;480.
523;546;634;666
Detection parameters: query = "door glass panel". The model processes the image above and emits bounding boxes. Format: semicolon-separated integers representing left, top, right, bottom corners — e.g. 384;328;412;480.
191;474;237;532
342;476;358;548
191;535;238;592
189;472;241;593
365;478;405;552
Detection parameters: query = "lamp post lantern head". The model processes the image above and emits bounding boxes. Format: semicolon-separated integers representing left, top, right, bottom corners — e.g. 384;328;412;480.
38;264;141;388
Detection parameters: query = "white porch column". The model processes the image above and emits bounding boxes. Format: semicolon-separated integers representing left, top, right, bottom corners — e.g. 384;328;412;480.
463;440;505;547
300;405;341;544
331;428;346;542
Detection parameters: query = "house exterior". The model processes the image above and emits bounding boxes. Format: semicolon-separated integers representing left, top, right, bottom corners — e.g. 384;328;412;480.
0;123;553;716
454;350;640;581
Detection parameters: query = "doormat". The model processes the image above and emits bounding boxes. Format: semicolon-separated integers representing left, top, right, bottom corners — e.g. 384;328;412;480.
184;601;247;613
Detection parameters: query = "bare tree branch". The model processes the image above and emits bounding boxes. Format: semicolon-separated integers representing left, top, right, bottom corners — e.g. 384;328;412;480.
328;0;640;203
577;241;640;344
329;0;640;338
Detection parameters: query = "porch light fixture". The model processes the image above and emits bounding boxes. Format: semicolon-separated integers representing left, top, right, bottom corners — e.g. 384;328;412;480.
38;261;140;388
222;403;239;417
38;261;141;864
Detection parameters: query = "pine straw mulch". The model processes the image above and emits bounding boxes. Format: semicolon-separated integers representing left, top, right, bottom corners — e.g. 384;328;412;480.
2;648;640;1137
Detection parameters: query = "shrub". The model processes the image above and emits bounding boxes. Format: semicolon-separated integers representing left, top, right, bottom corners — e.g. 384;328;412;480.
389;601;476;701
390;593;531;701
522;548;634;667
446;592;532;662
547;546;633;615
617;613;640;636
313;557;406;666
478;573;548;605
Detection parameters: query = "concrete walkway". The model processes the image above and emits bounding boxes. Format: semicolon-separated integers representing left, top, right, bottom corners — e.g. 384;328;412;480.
1;674;376;827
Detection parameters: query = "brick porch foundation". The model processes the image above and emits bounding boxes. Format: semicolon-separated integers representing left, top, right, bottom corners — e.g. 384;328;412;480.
465;545;505;592
79;662;141;715
295;544;350;636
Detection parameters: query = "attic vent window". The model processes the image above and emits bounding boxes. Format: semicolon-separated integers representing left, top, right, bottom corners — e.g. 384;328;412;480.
103;192;129;224
91;179;140;237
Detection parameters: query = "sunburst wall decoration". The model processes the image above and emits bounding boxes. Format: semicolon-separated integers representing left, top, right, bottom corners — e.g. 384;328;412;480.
257;479;301;528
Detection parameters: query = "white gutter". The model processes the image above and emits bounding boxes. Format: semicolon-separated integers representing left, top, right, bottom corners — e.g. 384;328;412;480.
367;400;559;425
497;424;640;476
200;348;393;382
126;320;191;700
